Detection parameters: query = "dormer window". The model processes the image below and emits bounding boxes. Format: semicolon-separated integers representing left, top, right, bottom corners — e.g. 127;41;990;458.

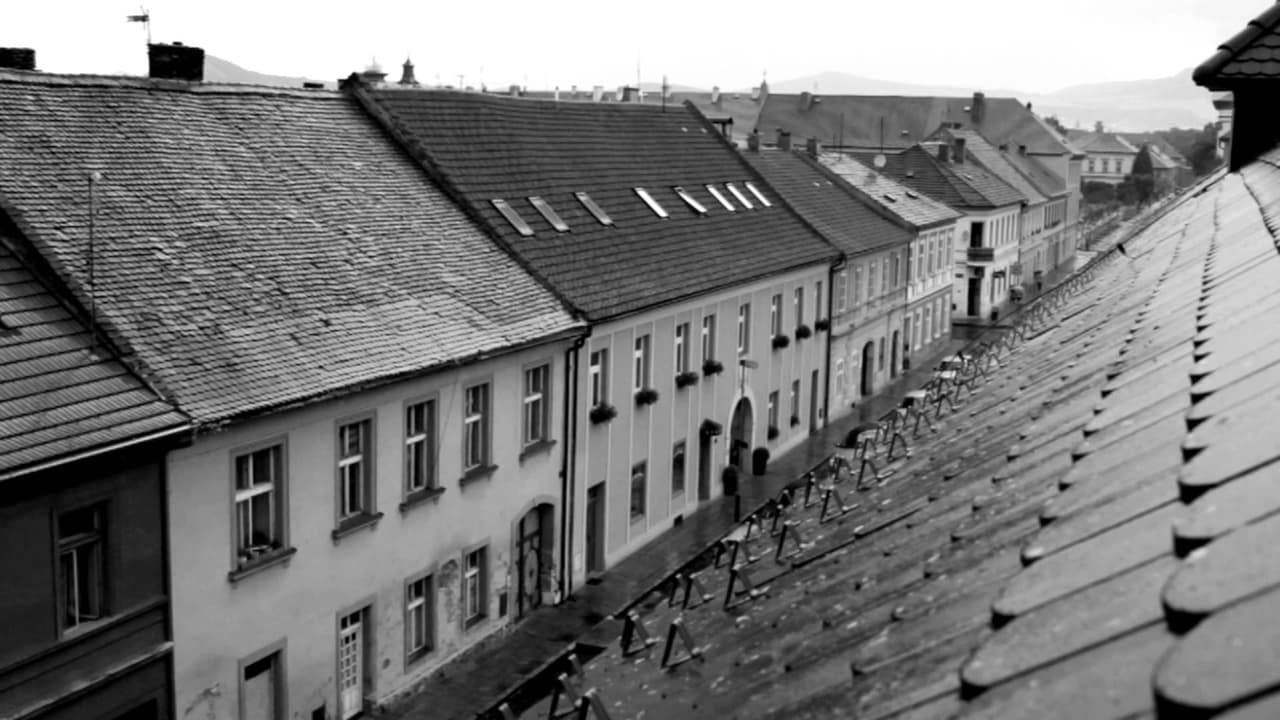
706;185;735;211
726;183;754;209
575;192;613;226
744;182;772;207
673;186;707;215
529;196;569;232
635;188;669;218
492;199;534;237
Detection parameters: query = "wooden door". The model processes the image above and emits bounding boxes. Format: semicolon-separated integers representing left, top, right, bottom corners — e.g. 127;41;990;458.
586;484;605;574
338;612;363;720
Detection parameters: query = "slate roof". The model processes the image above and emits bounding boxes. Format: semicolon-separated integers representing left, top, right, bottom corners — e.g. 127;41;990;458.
739;148;914;257
930;128;1050;205
998;146;1070;199
1193;2;1280;86
756;94;1077;156
846;145;1028;210
0;241;187;477
0;72;580;425
528;144;1280;718
1072;131;1141;155
355;88;840;321
816;152;962;230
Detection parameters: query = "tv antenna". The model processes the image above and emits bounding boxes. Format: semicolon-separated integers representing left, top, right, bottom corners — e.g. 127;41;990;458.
126;8;151;44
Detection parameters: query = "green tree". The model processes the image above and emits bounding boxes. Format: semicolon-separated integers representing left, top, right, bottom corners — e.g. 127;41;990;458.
1044;115;1069;136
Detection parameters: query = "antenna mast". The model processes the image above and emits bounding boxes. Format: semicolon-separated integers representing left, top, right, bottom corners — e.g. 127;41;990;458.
126;8;151;44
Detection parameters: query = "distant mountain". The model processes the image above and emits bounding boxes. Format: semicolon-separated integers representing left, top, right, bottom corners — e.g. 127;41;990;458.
203;55;333;89
764;69;1215;132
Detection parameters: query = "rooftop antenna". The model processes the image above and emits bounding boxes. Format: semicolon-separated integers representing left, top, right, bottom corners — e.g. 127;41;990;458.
126;7;151;44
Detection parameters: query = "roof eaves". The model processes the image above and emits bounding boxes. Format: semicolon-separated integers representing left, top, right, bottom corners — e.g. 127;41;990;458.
1193;3;1280;87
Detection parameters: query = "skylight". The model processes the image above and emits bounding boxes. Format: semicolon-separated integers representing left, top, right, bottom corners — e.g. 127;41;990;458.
744;182;772;207
725;183;754;209
673;186;708;215
575;192;613;226
492;198;535;236
635;188;669;218
706;184;735;211
883;193;898;203
529;196;569;232
905;190;920;199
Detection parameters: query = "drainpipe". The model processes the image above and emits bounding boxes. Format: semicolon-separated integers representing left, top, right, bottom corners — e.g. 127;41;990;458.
558;332;587;599
823;259;843;429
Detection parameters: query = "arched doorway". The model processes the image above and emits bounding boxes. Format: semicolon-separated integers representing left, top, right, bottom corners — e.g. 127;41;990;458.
890;330;900;379
729;398;753;471
861;341;875;396
516;503;555;617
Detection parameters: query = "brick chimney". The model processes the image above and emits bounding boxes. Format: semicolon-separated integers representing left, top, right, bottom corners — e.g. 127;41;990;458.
621;86;640;102
954;137;966;164
970;91;986;125
776;129;792;151
148;42;204;81
806;137;820;158
1018;144;1027;156
0;48;35;71
937;142;950;163
747;132;761;152
799;91;812;111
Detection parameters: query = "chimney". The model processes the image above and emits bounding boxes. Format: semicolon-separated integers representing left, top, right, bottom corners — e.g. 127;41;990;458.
747;132;761;152
509;84;521;97
0;48;36;71
799;91;812;111
776;129;792;151
954;137;966;163
398;57;419;86
1026;101;1033;112
148;42;204;82
621;86;639;102
806;137;820;158
710;85;721;107
970;91;986;125
937;143;950;163
592;85;604;102
1018;144;1027;156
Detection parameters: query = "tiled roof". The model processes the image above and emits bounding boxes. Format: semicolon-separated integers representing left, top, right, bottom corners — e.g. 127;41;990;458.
1119;133;1191;166
1072;131;1141;154
847;145;1027;210
0;72;580;425
1194;2;1280;86
931;128;1049;205
817;152;962;230
740;148;914;257
356;88;840;321
757;94;1077;156
1000;147;1070;198
0;242;186;477
526;145;1280;718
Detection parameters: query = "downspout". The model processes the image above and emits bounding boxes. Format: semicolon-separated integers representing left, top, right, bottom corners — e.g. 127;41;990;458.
559;332;588;599
823;258;842;429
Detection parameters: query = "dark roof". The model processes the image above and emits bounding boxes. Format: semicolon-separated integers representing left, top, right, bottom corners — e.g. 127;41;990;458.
931;128;1049;205
356;88;839;321
847;145;1027;210
1000;146;1070;198
0;242;186;477
757;94;1077;156
817;152;962;229
529;145;1280;718
0;72;580;425
1194;2;1280;87
740;149;914;257
1118;133;1190;165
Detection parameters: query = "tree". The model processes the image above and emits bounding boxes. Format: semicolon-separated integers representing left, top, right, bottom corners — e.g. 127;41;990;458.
1190;139;1221;176
1044;115;1069;136
1094;120;1106;134
1128;146;1156;205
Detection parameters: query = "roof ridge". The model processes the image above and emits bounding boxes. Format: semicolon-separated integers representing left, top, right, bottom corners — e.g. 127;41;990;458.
0;69;341;98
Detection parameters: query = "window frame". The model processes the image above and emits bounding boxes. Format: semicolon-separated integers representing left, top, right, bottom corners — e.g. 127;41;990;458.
575;191;614;226
673;186;708;215
491;198;535;236
232;440;289;570
835;270;848;314
403;397;439;498
705;184;735;212
793;287;804;327
635;187;669;218
462;545;488;628
462;381;493;472
629;461;648;524
589;349;609;407
674;323;690;375
671;442;686;498
701;314;716;362
56;503;107;635
404;571;435;663
770;294;783;337
633;334;651;391
726;183;754;209
335;416;376;524
528;196;570;232
522;362;552;448
737;303;751;355
790;379;800;422
767;390;779;431
744;181;772;207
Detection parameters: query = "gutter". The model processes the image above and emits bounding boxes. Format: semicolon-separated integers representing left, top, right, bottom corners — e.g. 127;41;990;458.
0;422;191;483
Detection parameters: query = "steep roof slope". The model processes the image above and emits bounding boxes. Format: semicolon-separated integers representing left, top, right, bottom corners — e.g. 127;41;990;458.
817;152;962;229
1193;2;1280;85
847;145;1027;210
932;128;1049;205
0;72;579;425
0;241;187;476
1071;131;1140;154
356;88;839;321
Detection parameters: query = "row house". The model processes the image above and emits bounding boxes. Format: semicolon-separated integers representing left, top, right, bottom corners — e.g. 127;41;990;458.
0;229;190;720
0;50;583;720
849;142;1026;322
742;138;959;417
348;85;840;586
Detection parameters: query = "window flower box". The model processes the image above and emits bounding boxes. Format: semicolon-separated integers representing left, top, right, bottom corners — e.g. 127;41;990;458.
789;415;800;428
771;334;791;350
702;359;725;377
589;403;617;425
814;318;831;332
767;425;780;440
700;419;723;437
675;371;700;389
794;324;812;340
634;388;659;407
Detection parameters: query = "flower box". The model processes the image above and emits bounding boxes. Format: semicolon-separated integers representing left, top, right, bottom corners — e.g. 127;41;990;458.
589;403;617;425
634;388;659;407
675;370;700;389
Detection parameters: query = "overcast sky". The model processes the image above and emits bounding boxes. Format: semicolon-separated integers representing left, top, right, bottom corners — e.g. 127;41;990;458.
5;0;1265;93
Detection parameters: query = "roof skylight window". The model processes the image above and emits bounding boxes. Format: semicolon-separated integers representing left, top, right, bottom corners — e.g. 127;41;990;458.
905;190;920;199
529;196;570;232
635;188;669;218
706;184;735;211
725;183;754;209
744;182;772;207
492;198;535;236
674;186;708;215
883;193;898;203
575;192;613;226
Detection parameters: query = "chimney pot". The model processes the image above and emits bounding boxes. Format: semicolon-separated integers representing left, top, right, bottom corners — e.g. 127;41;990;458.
800;91;813;111
776;129;792;151
970;91;986;125
806;137;820;158
937;143;950;163
954;137;966;163
0;48;36;71
148;42;204;82
1018;144;1027;156
747;132;761;152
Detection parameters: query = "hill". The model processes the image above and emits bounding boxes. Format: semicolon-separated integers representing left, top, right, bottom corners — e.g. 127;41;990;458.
202;55;333;89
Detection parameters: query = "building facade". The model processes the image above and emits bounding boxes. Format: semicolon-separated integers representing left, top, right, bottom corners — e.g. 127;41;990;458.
1070;131;1141;185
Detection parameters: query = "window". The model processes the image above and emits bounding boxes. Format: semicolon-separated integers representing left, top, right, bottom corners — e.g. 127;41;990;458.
575;192;614;226
1087;159;1095;173
492;199;534;236
463;383;491;470
635;188;669;218
633;335;651;390
464;548;487;625
338;419;373;519
673;186;708;215
674;323;690;374
671;442;686;497
891;252;900;287
523;364;550;446
814;282;823;320
834;358;845;395
235;444;285;566
927;237;936;275
882;257;890;294
835;271;848;314
405;401;437;494
589;350;608;406
768;390;779;430
59;505;105;632
529;196;569;232
869;262;878;299
790;379;800;421
878;337;885;370
706;185;735;211
630;462;647;522
906;244;914;282
726;183;754;209
737;303;751;354
744;181;772;207
970;222;985;248
793;287;804;326
405;575;434;661
936;299;945;338
770;294;783;336
701;315;716;362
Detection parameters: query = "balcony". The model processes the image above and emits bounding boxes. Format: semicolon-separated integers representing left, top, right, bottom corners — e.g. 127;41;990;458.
967;246;995;263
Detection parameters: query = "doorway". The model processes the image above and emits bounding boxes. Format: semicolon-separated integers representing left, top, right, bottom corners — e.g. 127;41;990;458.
967;277;982;317
860;341;875;397
337;610;368;720
585;484;605;575
809;369;820;434
729;398;753;470
517;504;554;617
890;330;900;379
697;433;712;501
